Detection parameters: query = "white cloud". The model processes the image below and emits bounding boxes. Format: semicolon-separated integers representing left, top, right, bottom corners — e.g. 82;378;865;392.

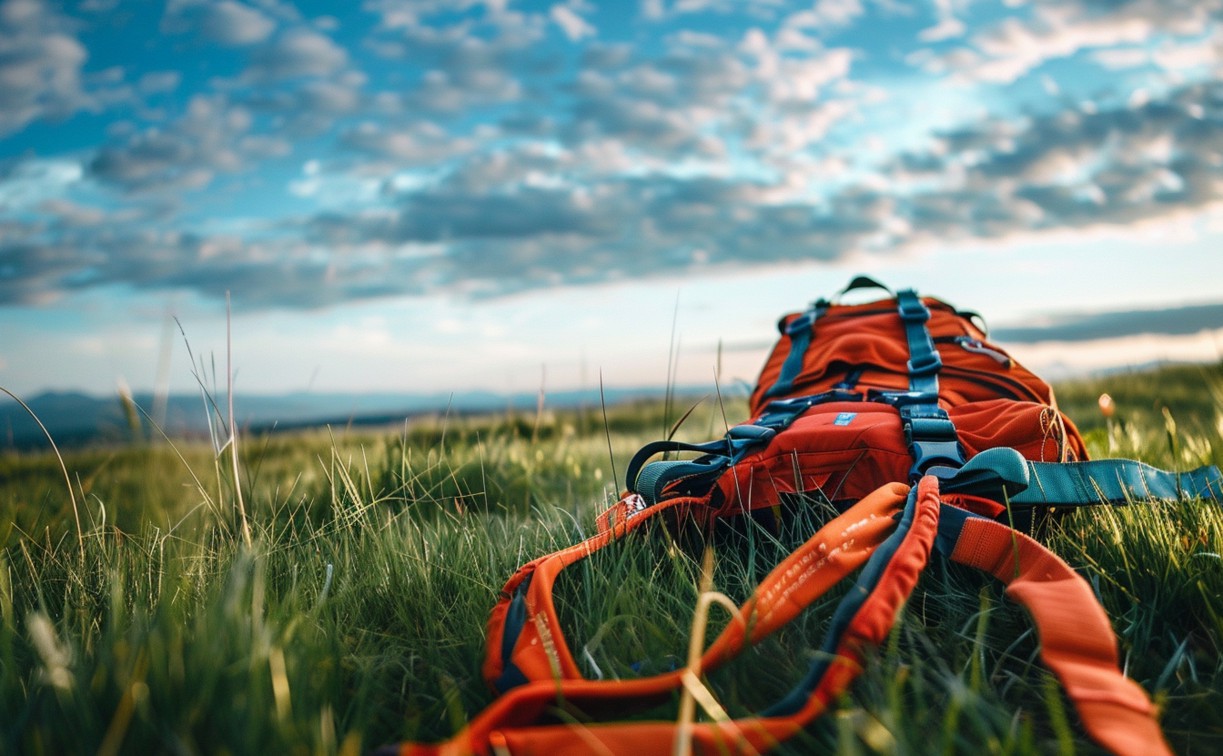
202;1;277;46
919;16;965;42
551;4;596;42
785;0;864;33
245;28;349;81
1092;47;1150;70
0;158;84;211
88;94;290;192
7;0;1223;329
137;70;182;95
1152;34;1223;73
922;1;1223;85
971;10;1152;83
342;121;453;162
0;0;89;135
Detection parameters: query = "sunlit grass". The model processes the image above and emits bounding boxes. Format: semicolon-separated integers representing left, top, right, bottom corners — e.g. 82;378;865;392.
1;367;1221;754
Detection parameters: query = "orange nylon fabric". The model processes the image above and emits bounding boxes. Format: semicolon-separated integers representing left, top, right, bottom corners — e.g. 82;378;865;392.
949;516;1173;756
746;294;1087;461
752;296;1047;407
390;481;936;756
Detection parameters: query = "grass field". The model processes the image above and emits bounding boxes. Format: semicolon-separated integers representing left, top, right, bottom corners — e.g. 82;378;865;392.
2;363;1222;755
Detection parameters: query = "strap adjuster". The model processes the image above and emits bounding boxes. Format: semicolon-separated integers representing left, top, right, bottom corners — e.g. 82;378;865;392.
896;290;929;323
907;351;942;376
906;416;959;442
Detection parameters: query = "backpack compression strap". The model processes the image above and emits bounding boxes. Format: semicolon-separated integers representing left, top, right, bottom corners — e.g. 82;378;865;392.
757;274;895;401
383;480;938;756
889;287;966;478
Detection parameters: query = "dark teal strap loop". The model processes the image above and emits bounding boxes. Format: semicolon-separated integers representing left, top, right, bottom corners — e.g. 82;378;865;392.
633;457;730;505
835;275;893;302
896;289;942;380
625;438;730;492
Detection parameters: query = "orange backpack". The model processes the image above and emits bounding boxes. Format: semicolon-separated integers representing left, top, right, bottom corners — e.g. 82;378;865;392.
382;277;1223;756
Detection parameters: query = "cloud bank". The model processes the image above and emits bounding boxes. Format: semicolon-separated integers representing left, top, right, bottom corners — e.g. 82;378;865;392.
1;0;1222;314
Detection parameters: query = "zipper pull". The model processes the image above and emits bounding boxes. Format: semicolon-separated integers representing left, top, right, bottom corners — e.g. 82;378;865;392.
955;337;1013;367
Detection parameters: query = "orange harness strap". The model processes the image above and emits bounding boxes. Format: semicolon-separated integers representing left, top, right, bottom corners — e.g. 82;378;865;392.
939;507;1173;756
389;480;936;755
384;479;1171;756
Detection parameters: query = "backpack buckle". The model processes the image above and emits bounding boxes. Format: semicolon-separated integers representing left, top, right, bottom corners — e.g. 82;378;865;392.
904;415;964;478
908;440;964;478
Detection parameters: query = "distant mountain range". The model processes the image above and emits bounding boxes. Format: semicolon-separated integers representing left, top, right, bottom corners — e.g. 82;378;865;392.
4;357;1209;451
0;386;690;450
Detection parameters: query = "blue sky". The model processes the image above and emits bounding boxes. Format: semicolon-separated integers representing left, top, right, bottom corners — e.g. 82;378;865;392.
2;0;1222;400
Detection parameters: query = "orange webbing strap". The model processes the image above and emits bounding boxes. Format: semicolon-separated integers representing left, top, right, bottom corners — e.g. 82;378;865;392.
941;509;1173;756
384;480;939;756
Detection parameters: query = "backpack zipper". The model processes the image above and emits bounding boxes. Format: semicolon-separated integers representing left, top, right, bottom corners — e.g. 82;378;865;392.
950;336;1012;367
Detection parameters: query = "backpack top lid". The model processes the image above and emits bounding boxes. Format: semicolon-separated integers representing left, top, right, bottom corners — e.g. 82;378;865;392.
748;277;1064;418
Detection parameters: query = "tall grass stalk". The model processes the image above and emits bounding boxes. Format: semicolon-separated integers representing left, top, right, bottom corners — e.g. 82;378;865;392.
226;293;252;547
0;387;83;564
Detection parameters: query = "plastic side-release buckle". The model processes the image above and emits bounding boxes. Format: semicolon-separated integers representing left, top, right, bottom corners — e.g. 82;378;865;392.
906;416;958;441
904;415;964;478
909;440;964;476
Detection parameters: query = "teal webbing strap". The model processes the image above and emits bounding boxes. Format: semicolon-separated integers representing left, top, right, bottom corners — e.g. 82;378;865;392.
935;449;1223;507
893;289;964;478
1013;459;1223;507
896;289;941;383
762;301;829;400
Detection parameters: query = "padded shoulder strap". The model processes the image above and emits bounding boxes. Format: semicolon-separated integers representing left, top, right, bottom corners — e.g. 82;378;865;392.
937;505;1173;756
